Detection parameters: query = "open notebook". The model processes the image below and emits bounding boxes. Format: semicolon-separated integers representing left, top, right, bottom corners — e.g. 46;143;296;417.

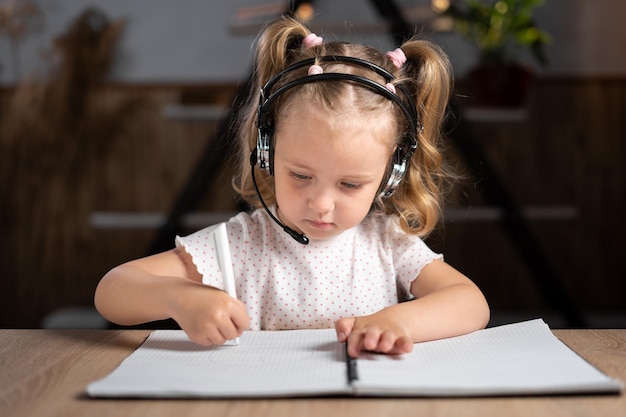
87;319;622;398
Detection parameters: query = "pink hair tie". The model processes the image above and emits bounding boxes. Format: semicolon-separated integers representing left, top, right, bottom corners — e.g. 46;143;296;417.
308;64;323;75
386;48;406;68
384;82;396;94
303;33;323;49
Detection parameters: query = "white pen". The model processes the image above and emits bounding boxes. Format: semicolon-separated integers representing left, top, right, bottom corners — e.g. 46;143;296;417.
213;223;239;345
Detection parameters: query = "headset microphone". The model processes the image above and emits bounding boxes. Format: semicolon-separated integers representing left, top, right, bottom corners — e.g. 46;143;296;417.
250;151;310;245
250;55;420;245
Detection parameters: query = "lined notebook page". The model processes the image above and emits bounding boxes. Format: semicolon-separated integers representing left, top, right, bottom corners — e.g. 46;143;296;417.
87;319;622;398
87;328;348;398
354;319;622;396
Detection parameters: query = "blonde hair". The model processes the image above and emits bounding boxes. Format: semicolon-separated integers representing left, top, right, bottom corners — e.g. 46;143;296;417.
234;17;455;237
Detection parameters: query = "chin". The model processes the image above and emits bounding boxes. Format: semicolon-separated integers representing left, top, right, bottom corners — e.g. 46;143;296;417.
303;227;343;242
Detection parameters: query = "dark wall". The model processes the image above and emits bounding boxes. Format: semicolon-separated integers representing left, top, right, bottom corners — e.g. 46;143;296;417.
1;77;624;328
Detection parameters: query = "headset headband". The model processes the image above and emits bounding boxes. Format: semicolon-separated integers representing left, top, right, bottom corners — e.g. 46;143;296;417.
257;55;419;162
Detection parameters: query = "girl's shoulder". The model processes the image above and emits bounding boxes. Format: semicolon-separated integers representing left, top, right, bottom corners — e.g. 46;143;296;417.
359;214;432;248
359;213;403;236
181;209;273;241
174;209;276;278
226;208;277;236
361;214;442;267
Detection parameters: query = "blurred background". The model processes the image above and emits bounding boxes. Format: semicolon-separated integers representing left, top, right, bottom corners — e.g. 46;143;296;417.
0;0;624;329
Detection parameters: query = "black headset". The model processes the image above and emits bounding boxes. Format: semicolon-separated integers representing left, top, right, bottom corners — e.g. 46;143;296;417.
250;55;421;244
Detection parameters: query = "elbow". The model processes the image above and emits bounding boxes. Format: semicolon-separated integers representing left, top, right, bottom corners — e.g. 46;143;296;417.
474;289;491;330
479;301;491;330
93;283;107;320
457;283;490;332
93;274;110;322
93;268;122;325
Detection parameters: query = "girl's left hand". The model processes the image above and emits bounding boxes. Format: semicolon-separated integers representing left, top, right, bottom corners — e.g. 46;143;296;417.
335;313;413;357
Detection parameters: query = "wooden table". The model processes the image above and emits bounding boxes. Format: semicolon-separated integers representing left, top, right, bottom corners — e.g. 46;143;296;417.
1;329;624;417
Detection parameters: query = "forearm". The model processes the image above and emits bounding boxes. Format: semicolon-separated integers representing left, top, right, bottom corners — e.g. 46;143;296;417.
95;258;250;346
94;264;187;325
387;282;490;343
337;260;490;356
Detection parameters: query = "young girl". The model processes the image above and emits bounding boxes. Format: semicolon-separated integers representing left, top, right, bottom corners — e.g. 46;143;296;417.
95;17;489;357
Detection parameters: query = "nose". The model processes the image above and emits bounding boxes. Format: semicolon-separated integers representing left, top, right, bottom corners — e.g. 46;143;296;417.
308;186;335;214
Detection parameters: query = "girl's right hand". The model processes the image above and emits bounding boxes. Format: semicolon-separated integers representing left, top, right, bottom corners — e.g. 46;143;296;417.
168;280;250;346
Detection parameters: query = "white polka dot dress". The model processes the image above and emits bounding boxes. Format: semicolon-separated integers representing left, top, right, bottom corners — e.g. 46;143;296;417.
176;208;442;331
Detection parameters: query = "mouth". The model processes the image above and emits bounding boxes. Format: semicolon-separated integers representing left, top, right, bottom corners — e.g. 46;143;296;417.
306;219;334;230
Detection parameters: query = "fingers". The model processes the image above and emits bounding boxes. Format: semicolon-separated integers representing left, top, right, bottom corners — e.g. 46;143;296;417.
392;336;414;355
344;327;413;357
189;315;246;346
218;300;251;342
180;292;250;347
335;317;356;342
209;299;250;344
231;299;251;331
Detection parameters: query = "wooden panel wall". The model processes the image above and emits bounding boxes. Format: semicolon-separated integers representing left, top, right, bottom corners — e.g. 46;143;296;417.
429;78;626;317
0;78;624;328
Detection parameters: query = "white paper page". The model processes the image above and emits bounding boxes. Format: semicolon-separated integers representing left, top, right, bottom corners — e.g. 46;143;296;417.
354;319;623;396
87;328;349;398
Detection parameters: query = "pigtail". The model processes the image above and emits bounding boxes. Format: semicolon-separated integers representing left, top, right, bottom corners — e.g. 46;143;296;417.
385;40;455;236
234;17;314;208
254;17;313;87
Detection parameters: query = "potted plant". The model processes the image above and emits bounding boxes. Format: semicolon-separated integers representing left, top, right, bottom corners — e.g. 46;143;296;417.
445;0;551;107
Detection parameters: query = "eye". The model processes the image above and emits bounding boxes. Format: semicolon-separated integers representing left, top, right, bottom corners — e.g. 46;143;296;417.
290;171;311;181
341;181;362;190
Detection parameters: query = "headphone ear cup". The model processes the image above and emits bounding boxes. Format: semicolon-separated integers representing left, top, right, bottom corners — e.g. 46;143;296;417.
256;126;274;175
379;158;407;198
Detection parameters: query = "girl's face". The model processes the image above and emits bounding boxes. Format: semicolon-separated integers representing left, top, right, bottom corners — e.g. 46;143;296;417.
272;103;393;241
